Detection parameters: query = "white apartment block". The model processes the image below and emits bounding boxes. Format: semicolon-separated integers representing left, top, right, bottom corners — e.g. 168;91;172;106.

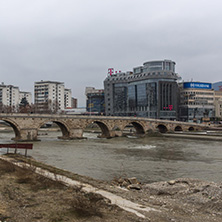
19;91;32;105
34;81;65;112
0;84;20;109
64;88;72;108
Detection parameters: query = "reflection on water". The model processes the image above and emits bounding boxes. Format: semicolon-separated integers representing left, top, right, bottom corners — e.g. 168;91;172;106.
0;130;222;183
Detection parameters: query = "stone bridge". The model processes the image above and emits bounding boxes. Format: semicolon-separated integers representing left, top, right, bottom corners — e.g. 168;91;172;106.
0;113;211;141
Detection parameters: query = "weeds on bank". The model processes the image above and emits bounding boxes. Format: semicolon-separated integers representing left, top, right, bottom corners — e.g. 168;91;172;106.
15;166;64;191
69;186;104;218
0;158;105;220
0;160;15;175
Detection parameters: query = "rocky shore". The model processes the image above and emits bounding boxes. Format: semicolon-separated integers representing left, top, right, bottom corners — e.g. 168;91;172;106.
0;154;222;222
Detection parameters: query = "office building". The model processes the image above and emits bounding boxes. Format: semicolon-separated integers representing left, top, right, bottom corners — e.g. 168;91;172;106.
104;60;180;119
213;81;222;91
179;82;215;122
85;87;105;114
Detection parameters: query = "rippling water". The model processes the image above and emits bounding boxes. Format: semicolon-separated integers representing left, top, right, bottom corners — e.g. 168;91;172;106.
0;131;222;183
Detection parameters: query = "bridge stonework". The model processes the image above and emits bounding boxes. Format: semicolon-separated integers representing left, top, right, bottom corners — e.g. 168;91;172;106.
0;114;209;141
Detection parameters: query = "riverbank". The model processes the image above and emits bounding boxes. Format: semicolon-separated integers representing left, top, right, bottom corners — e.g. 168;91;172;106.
163;132;222;141
0;154;222;222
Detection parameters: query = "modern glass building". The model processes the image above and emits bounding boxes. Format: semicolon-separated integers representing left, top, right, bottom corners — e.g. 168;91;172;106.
85;87;105;114
104;60;180;119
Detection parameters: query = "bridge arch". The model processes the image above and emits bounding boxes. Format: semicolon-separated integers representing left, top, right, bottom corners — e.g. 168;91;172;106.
83;121;110;138
174;125;183;132
157;124;168;133
38;120;70;139
93;121;110;138
188;126;195;132
1;119;21;140
123;121;145;135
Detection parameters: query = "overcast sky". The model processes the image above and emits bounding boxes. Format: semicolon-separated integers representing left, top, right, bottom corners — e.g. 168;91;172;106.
1;0;222;106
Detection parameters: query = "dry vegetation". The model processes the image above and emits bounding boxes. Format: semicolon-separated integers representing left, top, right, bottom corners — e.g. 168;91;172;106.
0;158;143;222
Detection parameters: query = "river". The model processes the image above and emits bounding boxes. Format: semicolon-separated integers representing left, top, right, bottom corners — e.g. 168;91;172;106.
0;130;221;183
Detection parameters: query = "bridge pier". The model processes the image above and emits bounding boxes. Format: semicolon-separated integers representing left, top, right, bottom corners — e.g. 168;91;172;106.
16;129;39;141
109;130;123;138
68;128;85;139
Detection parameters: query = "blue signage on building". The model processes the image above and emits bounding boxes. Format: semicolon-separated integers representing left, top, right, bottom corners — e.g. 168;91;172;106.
183;82;212;89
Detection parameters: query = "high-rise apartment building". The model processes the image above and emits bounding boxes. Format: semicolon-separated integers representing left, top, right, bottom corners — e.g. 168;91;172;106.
0;84;20;112
64;88;72;108
0;83;32;112
34;81;65;112
104;60;180;119
0;84;19;107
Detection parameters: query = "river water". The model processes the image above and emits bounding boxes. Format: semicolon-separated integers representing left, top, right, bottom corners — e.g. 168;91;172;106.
0;131;222;183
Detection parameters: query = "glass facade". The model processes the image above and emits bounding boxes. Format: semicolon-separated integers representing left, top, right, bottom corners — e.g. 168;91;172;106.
86;93;105;113
128;85;136;110
127;82;159;117
113;84;127;114
137;84;147;107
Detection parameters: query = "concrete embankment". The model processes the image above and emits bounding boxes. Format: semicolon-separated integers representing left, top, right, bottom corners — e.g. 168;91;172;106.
163;132;222;141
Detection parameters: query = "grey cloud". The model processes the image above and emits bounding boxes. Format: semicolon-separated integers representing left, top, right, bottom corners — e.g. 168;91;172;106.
0;0;222;106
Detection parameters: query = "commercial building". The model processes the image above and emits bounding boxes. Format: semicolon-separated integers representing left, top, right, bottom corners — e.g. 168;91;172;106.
214;91;222;119
179;82;215;122
213;81;222;91
213;81;222;119
34;81;65;112
104;60;180;119
85;87;105;114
